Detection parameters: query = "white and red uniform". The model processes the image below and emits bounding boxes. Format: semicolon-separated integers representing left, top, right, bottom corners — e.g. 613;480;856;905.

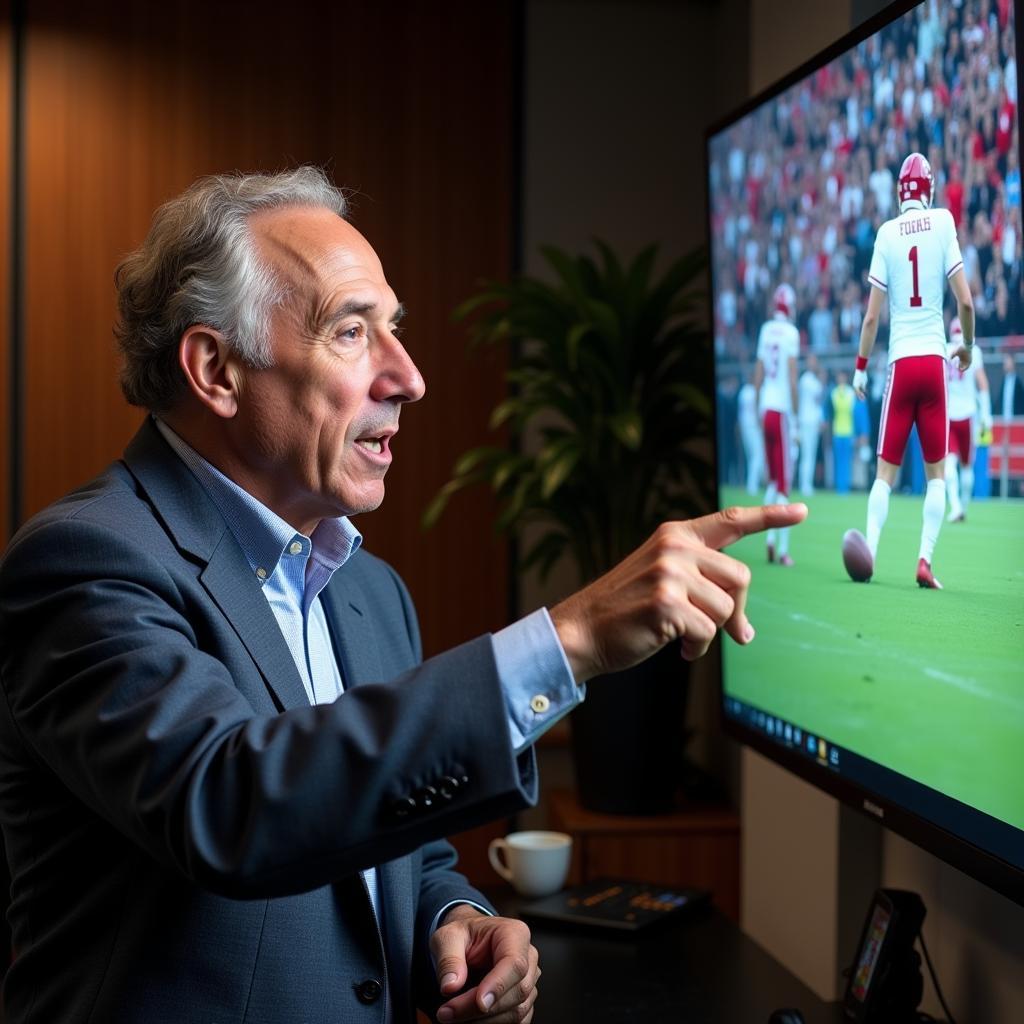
756;314;799;491
868;204;963;464
946;340;982;464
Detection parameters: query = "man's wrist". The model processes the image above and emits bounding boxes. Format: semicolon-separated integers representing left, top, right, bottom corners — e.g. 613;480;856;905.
855;355;868;371
548;600;592;684
440;902;487;927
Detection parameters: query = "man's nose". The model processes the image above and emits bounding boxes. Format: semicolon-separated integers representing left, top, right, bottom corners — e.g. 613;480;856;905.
374;333;426;404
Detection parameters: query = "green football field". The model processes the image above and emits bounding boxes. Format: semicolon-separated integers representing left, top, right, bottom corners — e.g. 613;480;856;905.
719;485;1024;832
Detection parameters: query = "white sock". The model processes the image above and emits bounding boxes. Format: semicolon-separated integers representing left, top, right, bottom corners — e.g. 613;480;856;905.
777;493;790;555
920;478;946;563
764;482;778;545
961;465;974;513
945;456;962;518
866;479;891;561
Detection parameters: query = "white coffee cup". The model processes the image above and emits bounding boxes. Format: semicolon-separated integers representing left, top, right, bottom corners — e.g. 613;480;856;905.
487;830;572;898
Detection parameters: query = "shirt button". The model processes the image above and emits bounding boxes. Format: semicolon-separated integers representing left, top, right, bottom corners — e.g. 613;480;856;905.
255;567;268;580
530;694;551;713
288;541;303;555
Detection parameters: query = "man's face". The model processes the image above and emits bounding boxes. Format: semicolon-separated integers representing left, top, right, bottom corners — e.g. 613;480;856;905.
229;206;425;533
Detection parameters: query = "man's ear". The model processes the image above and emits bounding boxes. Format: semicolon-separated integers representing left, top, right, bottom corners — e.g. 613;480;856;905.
178;326;242;419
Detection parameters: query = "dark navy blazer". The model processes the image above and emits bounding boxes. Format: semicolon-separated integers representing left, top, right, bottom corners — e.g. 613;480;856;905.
0;420;536;1023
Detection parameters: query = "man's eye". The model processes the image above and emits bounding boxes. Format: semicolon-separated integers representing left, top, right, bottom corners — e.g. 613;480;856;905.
337;325;364;342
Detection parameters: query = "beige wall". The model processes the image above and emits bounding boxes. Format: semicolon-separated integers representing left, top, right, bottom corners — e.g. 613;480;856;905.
523;0;750;273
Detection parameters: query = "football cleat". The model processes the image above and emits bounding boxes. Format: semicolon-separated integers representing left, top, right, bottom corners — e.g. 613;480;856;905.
946;511;965;523
767;542;776;564
779;554;795;567
898;152;934;210
916;558;943;590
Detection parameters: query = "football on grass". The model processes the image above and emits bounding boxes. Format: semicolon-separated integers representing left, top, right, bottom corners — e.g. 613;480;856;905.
842;529;873;582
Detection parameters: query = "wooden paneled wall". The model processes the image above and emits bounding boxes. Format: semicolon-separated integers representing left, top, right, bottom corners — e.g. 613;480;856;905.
9;0;514;665
1;2;11;544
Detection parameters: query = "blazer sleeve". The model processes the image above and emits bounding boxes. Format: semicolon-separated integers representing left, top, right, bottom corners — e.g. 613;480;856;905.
0;512;537;900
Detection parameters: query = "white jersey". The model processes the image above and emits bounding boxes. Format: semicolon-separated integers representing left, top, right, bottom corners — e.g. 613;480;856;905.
797;370;824;426
947;340;982;421
756;315;799;414
738;382;759;431
867;204;963;363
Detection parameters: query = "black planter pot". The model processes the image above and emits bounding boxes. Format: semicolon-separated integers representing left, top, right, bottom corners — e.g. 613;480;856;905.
569;644;690;815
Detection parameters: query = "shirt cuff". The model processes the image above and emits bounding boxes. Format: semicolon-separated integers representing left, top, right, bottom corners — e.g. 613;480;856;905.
492;607;584;755
429;899;494;940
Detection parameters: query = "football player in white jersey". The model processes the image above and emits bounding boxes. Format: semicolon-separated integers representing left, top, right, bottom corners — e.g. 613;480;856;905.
797;353;825;495
851;153;974;589
738;369;765;494
753;283;800;565
945;316;992;522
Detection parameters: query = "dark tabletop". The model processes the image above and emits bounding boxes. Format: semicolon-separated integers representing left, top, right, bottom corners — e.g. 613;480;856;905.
493;892;849;1024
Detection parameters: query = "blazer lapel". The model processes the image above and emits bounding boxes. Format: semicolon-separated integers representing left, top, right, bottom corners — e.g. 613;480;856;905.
321;581;383;690
122;419;309;711
199;536;310;711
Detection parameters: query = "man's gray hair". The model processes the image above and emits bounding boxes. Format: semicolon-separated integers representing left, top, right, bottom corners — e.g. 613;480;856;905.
114;166;347;411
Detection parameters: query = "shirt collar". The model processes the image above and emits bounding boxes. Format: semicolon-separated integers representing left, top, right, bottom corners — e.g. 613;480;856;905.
153;417;362;583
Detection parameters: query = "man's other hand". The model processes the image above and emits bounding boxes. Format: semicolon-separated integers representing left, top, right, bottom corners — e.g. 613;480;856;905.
550;504;808;680
431;906;539;1022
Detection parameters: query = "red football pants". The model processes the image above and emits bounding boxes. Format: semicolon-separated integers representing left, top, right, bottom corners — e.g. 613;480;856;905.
762;409;792;492
877;355;948;465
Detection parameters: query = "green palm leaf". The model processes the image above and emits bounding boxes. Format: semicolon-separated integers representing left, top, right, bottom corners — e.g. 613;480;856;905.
430;241;714;582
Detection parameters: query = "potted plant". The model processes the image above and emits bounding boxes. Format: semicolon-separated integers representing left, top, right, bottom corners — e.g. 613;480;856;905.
425;241;716;814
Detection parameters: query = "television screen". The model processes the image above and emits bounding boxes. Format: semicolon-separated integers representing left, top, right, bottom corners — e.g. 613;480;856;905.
706;0;1023;902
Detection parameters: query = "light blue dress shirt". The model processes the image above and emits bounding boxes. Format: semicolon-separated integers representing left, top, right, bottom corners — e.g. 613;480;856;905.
153;420;581;1007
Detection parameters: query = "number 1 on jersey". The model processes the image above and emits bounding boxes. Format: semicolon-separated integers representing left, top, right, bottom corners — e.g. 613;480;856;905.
908;245;922;307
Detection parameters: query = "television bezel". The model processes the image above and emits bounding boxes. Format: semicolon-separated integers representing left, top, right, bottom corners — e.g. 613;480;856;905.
704;0;1024;908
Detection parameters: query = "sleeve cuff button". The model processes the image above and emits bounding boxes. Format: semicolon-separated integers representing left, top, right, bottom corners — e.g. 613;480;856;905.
530;694;551;713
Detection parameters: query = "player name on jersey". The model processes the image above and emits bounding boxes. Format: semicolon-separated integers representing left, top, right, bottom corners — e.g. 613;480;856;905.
898;215;931;236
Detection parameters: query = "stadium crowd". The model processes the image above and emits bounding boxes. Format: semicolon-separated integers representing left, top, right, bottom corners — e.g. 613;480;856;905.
709;0;1020;361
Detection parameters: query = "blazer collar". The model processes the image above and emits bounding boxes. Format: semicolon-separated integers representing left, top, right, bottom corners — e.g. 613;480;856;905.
121;419;309;711
122;417;228;563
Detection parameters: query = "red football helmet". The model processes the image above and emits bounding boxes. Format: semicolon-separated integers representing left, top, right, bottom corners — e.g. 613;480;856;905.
898;152;934;210
773;283;796;320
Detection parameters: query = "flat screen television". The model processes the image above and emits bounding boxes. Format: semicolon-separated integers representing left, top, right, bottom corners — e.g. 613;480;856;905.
706;0;1023;905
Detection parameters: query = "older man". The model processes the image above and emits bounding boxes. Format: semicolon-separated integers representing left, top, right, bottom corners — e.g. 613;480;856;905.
0;168;804;1023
